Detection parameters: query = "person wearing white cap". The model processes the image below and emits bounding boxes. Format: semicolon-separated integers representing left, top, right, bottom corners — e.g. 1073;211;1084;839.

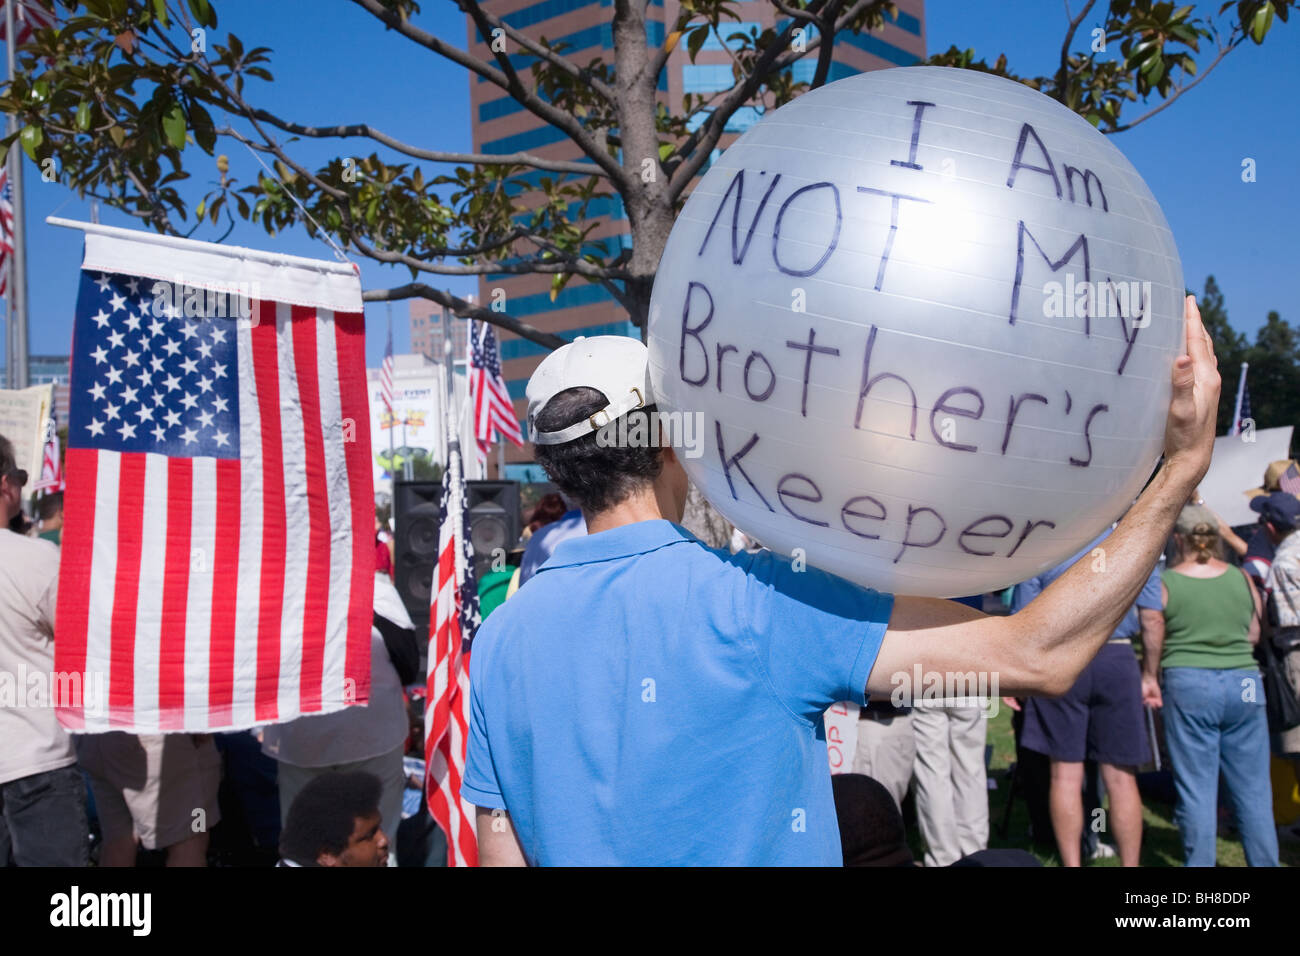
466;298;1222;866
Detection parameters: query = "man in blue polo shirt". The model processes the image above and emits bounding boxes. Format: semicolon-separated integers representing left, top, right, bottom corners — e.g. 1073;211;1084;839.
466;297;1220;866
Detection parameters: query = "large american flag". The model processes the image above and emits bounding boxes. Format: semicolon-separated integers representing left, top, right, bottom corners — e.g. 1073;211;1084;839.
0;0;56;46
55;235;374;733
0;167;13;297
424;419;481;867
469;318;523;463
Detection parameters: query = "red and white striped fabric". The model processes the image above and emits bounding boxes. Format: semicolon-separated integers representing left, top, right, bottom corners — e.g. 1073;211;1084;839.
424;419;480;866
55;227;374;733
0;0;56;46
469;318;523;463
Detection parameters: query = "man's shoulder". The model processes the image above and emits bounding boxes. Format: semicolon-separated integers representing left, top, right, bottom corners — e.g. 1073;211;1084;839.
0;530;60;572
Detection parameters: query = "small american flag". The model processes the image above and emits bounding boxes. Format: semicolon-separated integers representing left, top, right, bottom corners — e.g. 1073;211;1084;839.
424;414;481;867
469;318;523;463
1233;382;1252;436
0;0;56;46
55;233;374;733
1280;461;1300;496
380;316;394;414
0;167;13;297
33;407;63;496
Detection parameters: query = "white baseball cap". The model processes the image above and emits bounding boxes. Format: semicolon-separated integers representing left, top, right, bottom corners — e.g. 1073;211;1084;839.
526;335;654;445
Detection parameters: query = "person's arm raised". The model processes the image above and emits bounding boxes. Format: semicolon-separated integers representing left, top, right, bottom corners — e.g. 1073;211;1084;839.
867;295;1221;698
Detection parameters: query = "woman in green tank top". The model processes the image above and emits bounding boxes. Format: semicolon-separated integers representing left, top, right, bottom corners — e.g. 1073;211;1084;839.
1151;505;1277;866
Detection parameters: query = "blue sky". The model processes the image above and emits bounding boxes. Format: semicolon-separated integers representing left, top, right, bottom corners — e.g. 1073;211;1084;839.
5;0;1297;370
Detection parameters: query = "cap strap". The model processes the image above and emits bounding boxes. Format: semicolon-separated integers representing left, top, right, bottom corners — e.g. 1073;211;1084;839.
532;387;646;446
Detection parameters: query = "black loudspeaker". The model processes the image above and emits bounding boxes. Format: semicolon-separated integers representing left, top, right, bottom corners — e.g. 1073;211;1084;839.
393;480;440;633
466;480;521;580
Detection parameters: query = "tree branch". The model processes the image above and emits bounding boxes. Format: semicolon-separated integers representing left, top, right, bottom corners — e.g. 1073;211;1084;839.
230;109;608;177
361;282;566;350
456;0;617;104
1105;35;1243;134
1054;0;1097;96
348;0;628;186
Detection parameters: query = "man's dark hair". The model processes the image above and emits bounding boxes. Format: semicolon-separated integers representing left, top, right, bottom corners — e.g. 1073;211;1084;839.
37;491;63;522
279;771;382;866
532;386;664;514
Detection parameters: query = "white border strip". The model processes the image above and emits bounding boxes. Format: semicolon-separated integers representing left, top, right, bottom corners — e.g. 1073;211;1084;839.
47;216;364;315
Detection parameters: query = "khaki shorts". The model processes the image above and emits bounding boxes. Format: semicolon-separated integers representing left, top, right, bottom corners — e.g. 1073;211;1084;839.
78;732;222;850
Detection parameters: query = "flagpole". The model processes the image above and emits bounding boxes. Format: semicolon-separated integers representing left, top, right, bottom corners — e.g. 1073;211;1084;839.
386;305;394;489
6;0;30;389
443;330;465;587
1229;361;1248;436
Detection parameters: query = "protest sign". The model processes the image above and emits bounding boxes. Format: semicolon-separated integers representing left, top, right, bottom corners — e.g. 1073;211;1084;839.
648;67;1185;597
0;383;53;484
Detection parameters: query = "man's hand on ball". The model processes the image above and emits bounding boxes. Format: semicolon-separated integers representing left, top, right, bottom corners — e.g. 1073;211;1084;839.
1162;294;1221;485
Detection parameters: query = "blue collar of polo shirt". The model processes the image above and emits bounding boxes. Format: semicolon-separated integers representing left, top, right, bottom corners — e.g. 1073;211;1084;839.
537;519;700;572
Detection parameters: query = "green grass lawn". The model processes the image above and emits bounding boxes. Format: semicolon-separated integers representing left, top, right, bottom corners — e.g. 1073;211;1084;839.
907;705;1300;867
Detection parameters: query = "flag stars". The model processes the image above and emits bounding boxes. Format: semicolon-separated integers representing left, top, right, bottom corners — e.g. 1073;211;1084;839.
150;354;165;373
162;338;181;357
180;392;198;411
107;329;126;350
91;345;109;365
116;421;137;440
147;316;167;338
123;312;141;333
164;408;182;429
213;430;230;448
121;385;139;406
180;356;198;376
151;424;167;443
210;327;227;345
196;374;213;394
181;427;198;445
103;402;121;421
91;309;111;330
136;368;153;388
125;277;140;296
163;373;181;392
94;273;113;293
213;395;229;414
134;404;154;423
196;409;215;429
88;381;107;402
108;291;127;313
105;367;123;386
211;362;228;379
87;418;105;438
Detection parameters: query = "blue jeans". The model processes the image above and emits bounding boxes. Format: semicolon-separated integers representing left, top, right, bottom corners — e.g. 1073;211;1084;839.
0;765;90;866
1162;668;1279;867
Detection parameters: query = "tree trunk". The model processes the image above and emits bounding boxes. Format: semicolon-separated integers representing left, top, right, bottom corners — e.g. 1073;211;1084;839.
680;482;733;549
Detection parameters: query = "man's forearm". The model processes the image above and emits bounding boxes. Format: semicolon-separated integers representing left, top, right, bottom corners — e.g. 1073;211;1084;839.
1140;619;1164;680
1017;464;1192;689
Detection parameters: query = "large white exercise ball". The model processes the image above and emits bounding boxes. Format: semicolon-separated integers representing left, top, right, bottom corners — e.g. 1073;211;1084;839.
647;66;1184;598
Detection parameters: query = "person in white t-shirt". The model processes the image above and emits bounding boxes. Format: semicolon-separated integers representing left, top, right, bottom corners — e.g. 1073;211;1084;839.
262;570;415;865
0;433;88;865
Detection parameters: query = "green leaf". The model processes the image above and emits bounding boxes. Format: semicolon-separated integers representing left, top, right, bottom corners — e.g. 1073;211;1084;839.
76;100;92;132
20;125;43;160
151;0;170;26
1250;1;1274;42
188;101;216;153
686;24;709;61
161;102;187;150
187;0;217;28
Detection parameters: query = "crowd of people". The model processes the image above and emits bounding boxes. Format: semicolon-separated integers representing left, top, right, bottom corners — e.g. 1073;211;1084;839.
1;300;1298;867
